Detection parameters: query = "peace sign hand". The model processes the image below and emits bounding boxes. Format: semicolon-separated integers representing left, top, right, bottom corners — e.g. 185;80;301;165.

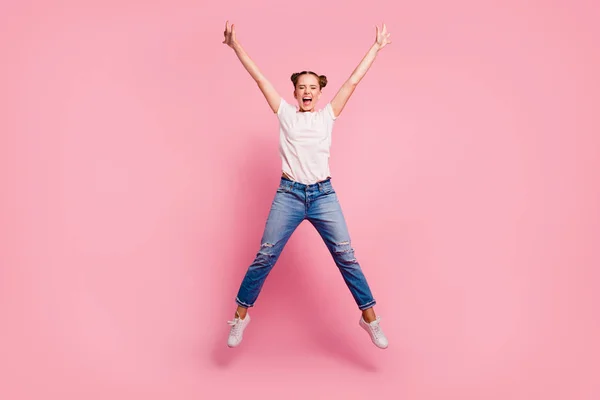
223;20;238;48
375;23;392;50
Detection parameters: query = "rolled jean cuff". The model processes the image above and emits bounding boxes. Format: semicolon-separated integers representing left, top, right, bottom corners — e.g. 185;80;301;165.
358;299;376;311
236;297;253;308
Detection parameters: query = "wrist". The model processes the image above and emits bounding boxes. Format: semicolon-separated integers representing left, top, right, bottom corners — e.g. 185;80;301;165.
231;42;242;52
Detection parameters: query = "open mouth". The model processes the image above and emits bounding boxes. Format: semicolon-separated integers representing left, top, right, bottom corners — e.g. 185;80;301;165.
302;97;312;107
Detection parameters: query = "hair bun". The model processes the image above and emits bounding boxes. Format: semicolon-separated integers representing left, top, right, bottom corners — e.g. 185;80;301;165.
318;75;328;88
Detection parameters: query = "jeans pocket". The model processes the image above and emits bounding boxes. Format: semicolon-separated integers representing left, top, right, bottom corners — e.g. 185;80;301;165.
276;183;292;193
320;184;335;195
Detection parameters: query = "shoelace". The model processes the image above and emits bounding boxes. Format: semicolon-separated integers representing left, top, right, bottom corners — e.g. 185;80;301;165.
227;318;242;336
369;318;383;338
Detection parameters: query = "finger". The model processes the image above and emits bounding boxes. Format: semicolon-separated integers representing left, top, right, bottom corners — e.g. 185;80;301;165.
226;20;230;32
383;23;387;33
231;24;236;38
375;25;380;37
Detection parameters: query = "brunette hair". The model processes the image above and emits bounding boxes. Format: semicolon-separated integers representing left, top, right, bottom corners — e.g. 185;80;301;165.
290;71;328;89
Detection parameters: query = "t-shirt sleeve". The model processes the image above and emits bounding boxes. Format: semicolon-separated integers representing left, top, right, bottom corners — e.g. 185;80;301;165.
277;98;294;115
277;98;297;124
325;103;337;121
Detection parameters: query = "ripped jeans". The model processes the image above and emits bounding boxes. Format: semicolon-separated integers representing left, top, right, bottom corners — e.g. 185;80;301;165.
235;177;376;311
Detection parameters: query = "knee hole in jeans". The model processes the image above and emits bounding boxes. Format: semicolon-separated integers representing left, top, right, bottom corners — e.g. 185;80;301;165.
333;241;358;264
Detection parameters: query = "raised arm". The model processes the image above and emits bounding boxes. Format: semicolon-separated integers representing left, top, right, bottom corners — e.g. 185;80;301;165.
330;23;392;118
223;21;281;113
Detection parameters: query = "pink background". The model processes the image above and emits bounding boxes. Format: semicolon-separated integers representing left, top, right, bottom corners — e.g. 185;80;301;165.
1;0;599;399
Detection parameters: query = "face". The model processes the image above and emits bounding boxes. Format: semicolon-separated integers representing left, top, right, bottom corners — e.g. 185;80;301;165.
294;74;322;112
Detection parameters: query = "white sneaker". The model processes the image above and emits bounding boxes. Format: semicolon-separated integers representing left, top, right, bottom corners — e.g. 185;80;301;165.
227;312;251;348
359;316;388;349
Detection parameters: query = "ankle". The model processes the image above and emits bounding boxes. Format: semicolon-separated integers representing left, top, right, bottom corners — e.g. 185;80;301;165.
361;308;377;323
235;308;248;320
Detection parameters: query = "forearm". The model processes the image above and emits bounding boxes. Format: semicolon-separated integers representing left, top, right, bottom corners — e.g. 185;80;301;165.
229;40;280;113
330;24;390;117
232;42;267;84
347;43;380;86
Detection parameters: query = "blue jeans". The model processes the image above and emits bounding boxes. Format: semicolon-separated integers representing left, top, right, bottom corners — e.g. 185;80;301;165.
235;177;376;311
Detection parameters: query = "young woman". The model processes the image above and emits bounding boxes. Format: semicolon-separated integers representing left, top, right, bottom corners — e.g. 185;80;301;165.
223;21;391;349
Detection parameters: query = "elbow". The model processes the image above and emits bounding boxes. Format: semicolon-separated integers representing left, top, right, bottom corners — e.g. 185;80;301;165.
346;79;359;88
256;78;270;88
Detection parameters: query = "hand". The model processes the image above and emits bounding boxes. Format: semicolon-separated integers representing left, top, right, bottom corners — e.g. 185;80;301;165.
223;20;238;48
374;23;392;50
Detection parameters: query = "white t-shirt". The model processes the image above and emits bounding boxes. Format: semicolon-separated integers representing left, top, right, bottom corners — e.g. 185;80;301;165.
277;98;337;185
